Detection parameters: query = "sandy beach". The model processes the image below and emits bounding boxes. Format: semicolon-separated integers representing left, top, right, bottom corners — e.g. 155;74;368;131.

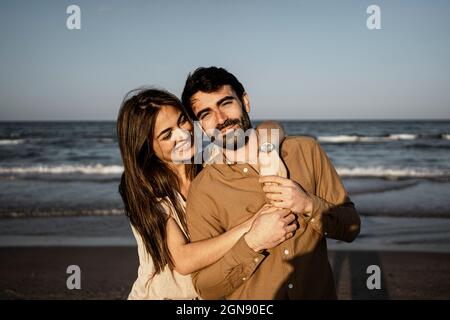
1;246;449;300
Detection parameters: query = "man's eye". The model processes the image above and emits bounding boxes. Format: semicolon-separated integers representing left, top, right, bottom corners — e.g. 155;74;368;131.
200;112;210;120
223;101;231;106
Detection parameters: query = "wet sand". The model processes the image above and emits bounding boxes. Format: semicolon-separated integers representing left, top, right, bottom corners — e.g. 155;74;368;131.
1;247;449;300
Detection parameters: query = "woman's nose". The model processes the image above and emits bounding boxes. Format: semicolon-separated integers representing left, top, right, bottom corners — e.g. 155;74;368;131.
172;127;190;141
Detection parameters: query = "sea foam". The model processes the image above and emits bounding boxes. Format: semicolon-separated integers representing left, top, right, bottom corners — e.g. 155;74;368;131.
0;164;124;175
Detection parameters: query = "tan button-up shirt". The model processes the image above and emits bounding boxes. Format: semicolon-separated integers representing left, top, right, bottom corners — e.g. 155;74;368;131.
186;136;360;300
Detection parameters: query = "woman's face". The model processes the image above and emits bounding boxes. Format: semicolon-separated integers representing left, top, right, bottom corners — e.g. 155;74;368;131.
152;105;195;164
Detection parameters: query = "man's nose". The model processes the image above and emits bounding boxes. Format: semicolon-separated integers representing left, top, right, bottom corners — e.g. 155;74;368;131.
215;109;228;125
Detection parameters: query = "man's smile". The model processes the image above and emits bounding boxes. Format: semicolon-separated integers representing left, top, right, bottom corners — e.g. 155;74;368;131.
220;124;239;135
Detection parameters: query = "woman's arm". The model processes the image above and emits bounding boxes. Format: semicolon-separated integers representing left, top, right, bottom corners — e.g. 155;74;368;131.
166;217;249;275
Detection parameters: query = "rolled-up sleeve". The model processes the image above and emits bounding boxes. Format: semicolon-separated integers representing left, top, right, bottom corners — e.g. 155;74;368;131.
186;182;266;299
304;140;361;243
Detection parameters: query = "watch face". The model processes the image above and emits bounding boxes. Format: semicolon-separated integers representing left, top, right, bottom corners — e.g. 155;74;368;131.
261;142;274;153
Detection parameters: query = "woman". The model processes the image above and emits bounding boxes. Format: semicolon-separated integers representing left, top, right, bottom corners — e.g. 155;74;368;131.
117;88;296;300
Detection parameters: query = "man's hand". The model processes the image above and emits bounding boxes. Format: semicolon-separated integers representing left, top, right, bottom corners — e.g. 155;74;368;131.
259;175;313;214
244;207;298;252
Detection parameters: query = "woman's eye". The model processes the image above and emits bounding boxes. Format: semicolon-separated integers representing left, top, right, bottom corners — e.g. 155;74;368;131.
163;131;172;140
179;115;187;124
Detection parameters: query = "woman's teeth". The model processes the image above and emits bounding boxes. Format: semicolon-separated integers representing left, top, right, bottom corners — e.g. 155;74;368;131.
176;141;190;151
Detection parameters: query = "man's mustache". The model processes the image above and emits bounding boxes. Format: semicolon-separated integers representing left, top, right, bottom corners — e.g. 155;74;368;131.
216;119;241;131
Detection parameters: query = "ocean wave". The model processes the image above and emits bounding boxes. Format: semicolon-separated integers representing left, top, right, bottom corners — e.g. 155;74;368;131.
337;166;450;178
317;133;449;143
388;133;417;140
0;164;124;175
318;135;382;143
0;139;25;145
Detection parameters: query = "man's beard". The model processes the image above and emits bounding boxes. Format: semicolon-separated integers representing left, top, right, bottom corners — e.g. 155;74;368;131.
213;110;252;150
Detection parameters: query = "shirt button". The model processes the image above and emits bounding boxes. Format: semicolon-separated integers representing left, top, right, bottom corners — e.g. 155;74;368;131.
288;283;294;289
311;218;315;222
242;277;246;281
243;167;248;173
254;258;259;262
283;249;289;255
324;232;328;236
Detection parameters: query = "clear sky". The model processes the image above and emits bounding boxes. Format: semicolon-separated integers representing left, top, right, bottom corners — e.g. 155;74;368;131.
0;0;449;120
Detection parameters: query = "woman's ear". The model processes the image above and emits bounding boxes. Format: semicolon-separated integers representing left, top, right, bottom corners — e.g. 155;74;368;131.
242;92;250;113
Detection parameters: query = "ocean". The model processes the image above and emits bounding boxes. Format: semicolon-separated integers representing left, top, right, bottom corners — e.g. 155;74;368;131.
1;120;449;251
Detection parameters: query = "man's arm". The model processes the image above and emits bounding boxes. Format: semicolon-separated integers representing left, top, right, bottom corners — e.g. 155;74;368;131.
256;120;286;148
305;139;361;242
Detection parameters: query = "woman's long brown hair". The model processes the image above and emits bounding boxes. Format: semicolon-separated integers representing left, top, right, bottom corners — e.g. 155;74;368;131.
117;88;198;274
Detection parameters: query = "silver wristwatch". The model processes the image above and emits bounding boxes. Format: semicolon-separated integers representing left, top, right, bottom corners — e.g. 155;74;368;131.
259;142;275;153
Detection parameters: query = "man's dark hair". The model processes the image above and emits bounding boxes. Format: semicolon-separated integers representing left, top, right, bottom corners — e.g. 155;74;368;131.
181;66;246;120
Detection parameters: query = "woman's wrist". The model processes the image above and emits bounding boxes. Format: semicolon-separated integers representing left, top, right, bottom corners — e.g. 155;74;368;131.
237;217;254;235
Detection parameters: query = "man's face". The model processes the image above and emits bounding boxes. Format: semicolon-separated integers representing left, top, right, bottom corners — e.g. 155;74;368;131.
190;85;252;150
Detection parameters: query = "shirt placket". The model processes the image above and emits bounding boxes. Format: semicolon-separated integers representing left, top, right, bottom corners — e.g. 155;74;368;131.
239;162;297;298
282;236;296;298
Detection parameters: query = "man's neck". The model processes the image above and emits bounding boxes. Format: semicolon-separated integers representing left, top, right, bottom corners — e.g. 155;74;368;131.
223;129;260;172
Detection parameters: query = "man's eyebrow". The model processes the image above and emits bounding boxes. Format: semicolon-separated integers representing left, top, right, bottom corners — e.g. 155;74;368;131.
216;96;235;106
195;96;235;119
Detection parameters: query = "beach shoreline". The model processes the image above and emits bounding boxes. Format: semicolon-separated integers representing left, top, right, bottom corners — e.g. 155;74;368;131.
2;214;450;253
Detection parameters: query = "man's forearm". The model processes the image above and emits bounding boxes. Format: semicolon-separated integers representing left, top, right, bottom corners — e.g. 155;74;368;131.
191;235;265;299
307;193;360;242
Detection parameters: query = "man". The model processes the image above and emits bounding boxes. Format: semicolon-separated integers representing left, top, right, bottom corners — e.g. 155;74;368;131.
182;66;361;299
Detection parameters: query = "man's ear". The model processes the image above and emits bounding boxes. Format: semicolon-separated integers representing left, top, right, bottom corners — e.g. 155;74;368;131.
242;92;250;113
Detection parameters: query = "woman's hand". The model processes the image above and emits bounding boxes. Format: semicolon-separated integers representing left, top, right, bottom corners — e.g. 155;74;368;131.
244;207;298;252
240;203;278;233
259;175;313;214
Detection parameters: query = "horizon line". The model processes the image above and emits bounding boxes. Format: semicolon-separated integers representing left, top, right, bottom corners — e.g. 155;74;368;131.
1;118;450;122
